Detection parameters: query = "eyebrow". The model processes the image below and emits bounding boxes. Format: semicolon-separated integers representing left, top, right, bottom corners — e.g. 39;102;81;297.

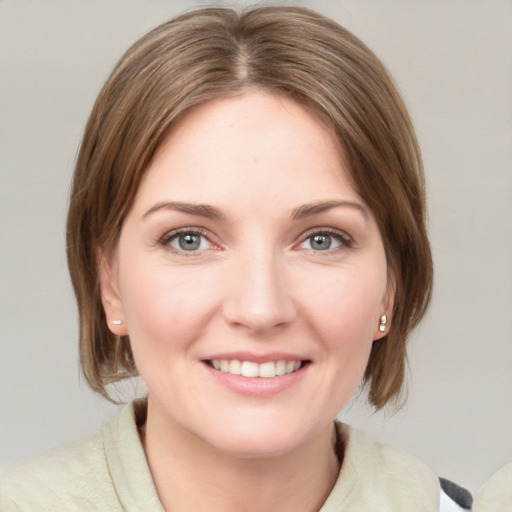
143;199;369;222
291;200;369;220
143;201;226;220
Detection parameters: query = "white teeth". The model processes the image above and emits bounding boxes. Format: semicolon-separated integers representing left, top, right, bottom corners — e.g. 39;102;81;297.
241;361;259;377
275;360;286;376
229;360;242;375
258;361;276;378
210;359;303;378
285;361;296;374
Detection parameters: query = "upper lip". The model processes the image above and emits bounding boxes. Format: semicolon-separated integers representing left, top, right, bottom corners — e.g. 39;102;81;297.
201;352;310;364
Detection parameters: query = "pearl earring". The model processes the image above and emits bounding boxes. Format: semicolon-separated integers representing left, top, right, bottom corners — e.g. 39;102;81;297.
112;319;122;325
378;315;387;332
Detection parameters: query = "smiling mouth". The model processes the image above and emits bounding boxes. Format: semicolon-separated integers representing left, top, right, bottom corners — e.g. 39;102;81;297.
206;359;309;378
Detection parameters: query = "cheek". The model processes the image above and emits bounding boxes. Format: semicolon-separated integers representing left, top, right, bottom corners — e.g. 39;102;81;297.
299;265;387;351
302;267;387;407
118;260;222;355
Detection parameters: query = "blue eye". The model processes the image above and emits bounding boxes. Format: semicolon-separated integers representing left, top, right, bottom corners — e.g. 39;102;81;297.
163;230;212;252
299;230;351;251
310;234;336;251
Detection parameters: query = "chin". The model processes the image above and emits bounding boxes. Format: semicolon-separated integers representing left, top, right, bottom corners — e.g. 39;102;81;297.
210;435;301;460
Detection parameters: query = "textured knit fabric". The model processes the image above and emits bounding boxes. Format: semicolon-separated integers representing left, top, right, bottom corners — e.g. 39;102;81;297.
1;401;443;511
473;463;512;512
0;401;163;512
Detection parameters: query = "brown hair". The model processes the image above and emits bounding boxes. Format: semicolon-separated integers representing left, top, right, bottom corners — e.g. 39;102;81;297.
66;6;432;408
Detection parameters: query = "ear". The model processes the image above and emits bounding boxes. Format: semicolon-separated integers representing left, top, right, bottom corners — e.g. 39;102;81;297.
373;273;396;341
98;250;128;336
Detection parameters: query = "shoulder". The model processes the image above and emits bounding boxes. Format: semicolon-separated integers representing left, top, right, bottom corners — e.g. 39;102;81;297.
473;463;512;512
341;423;440;493
0;400;160;512
0;427;120;511
326;423;472;512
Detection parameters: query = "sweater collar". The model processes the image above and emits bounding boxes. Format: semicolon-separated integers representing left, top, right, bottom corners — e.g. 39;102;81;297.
103;401;439;512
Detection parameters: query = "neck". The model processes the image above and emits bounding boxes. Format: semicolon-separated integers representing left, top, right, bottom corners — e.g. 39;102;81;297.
141;398;342;512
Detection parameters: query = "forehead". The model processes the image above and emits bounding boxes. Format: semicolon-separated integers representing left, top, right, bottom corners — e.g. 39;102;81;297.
133;91;361;213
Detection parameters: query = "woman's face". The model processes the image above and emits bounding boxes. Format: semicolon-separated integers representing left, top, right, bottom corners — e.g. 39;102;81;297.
101;91;393;458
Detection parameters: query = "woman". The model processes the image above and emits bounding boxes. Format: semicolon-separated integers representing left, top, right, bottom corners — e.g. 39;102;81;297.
0;6;471;511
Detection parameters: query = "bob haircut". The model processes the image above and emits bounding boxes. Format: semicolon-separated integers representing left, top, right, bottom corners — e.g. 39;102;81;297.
66;5;433;409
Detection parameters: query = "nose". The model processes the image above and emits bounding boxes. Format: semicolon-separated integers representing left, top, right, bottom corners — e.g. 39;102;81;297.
222;245;296;334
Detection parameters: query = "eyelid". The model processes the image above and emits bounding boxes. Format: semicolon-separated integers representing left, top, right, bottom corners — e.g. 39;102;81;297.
159;227;219;252
296;227;353;250
157;226;353;253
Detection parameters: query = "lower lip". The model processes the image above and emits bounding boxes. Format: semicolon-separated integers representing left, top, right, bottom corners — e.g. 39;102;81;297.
202;362;309;397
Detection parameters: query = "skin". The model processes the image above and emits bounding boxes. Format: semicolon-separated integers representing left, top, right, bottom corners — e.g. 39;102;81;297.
100;91;393;511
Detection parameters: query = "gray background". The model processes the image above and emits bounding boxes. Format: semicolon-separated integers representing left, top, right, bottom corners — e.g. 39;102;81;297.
1;0;511;494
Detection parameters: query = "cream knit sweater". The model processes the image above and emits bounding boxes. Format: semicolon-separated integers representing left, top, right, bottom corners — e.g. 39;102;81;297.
0;401;445;511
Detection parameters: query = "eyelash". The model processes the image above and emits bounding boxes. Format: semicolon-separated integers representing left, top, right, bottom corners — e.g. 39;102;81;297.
298;228;353;252
158;227;353;254
159;227;215;256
